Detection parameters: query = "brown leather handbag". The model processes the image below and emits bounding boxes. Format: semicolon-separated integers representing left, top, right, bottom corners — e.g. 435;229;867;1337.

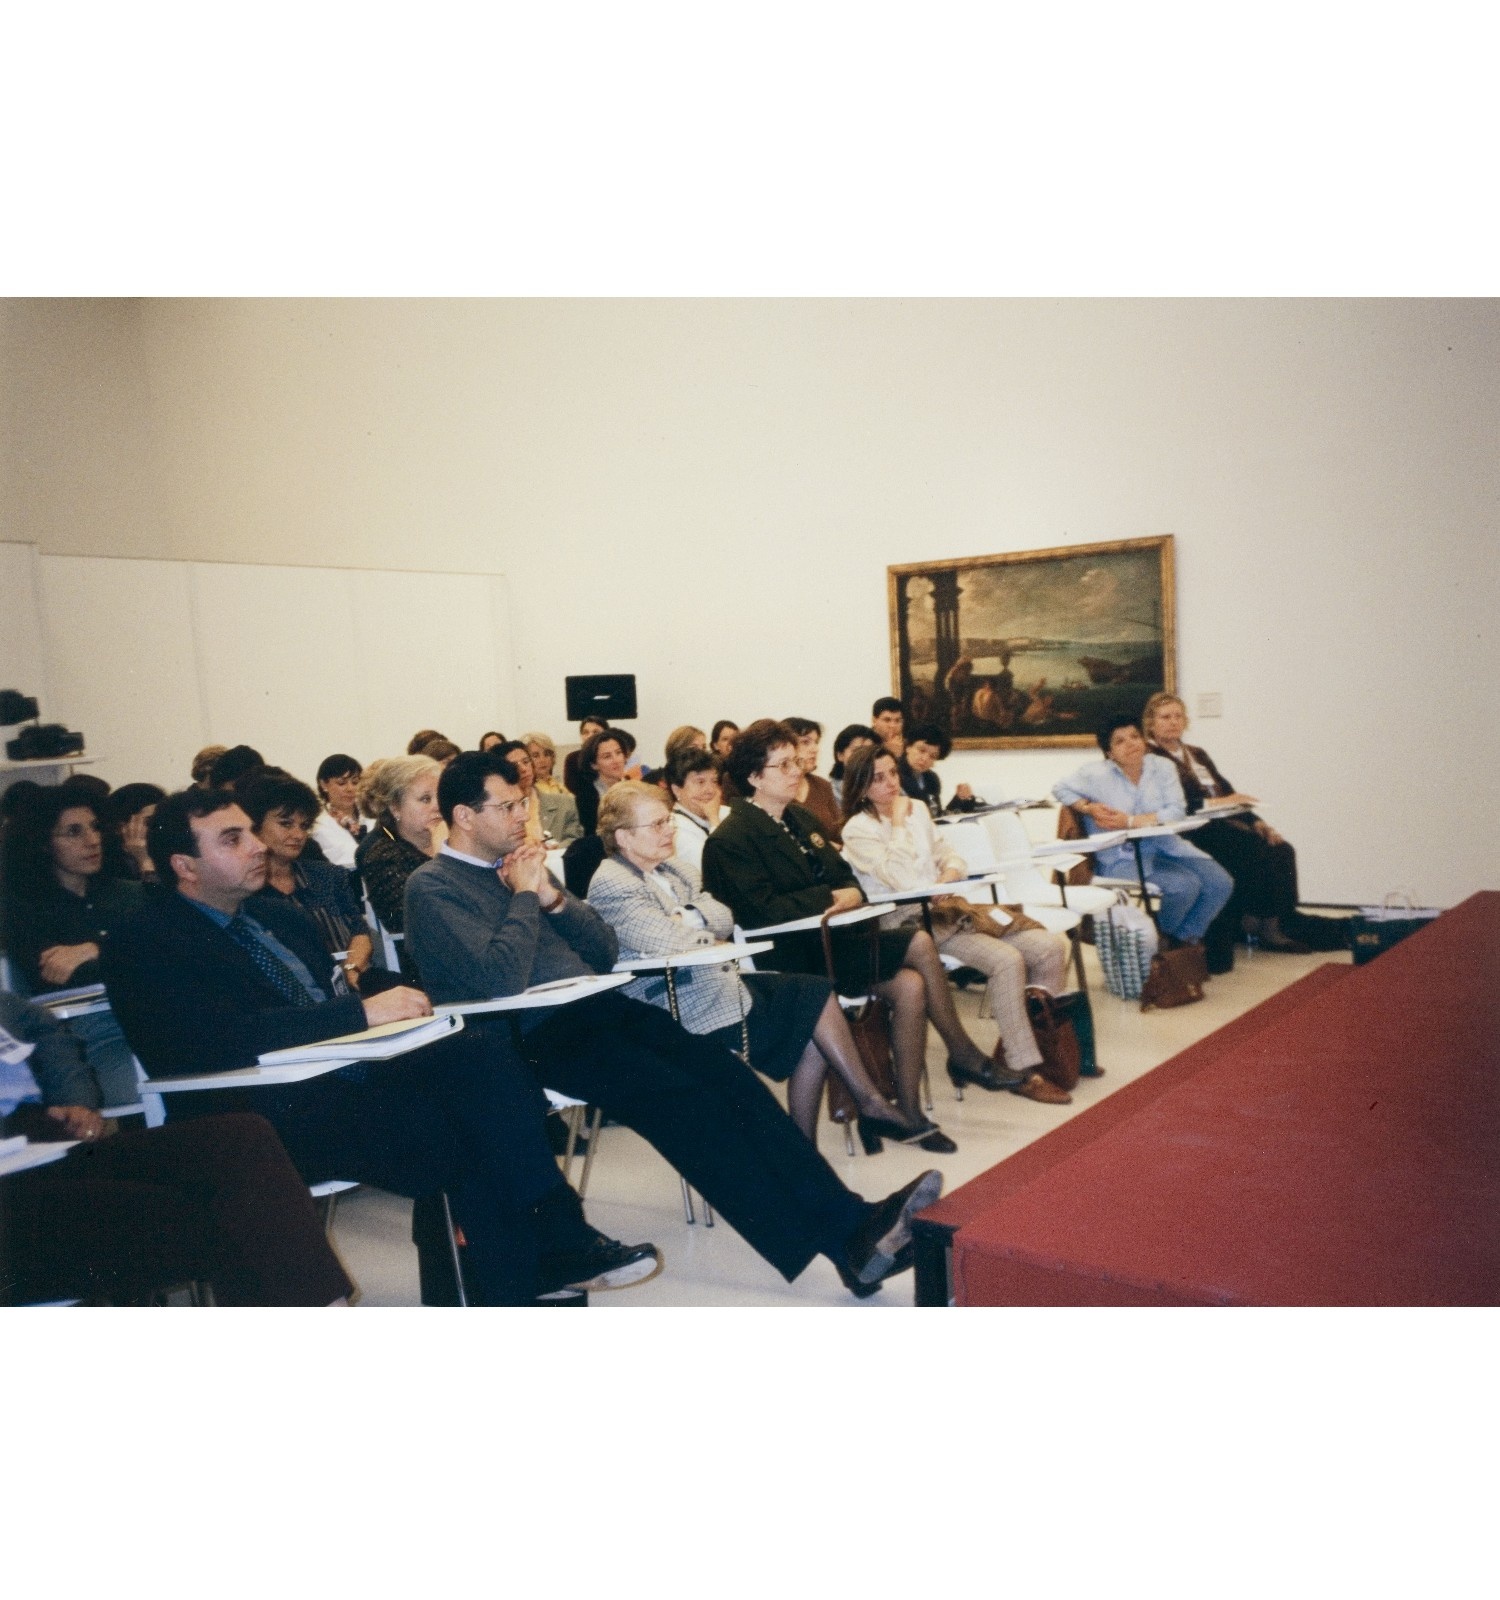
1139;944;1208;1010
1024;987;1083;1090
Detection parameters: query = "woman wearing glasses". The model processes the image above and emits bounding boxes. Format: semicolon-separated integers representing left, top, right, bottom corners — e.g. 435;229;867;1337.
703;720;1021;1134
588;781;939;1150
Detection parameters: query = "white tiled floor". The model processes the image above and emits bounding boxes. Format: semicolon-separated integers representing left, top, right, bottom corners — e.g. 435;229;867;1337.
330;940;1351;1306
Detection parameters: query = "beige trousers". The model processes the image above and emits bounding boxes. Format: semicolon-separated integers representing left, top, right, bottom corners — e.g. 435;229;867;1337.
938;926;1070;1073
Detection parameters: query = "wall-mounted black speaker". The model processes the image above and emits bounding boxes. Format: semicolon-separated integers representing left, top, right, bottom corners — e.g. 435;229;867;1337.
565;674;637;722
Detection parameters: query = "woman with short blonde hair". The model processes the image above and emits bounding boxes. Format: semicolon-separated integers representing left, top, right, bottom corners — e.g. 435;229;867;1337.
355;755;443;982
1141;691;1310;960
590;781;938;1150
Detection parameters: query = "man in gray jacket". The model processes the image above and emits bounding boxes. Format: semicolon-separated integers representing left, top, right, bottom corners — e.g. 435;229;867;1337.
403;750;943;1299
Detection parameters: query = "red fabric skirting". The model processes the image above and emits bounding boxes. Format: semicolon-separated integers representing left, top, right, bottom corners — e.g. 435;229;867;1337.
945;893;1500;1306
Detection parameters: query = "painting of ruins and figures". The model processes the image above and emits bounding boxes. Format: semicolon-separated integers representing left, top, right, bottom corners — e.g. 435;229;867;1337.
888;535;1177;748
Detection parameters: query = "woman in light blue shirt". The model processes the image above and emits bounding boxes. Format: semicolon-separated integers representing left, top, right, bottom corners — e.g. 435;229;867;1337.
1053;715;1233;946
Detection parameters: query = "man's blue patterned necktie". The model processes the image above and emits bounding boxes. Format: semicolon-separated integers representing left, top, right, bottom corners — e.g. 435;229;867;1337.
225;915;315;1007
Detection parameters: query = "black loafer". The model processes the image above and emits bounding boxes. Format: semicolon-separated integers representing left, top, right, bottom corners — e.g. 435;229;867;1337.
843;1170;944;1286
538;1236;662;1296
836;1242;914;1298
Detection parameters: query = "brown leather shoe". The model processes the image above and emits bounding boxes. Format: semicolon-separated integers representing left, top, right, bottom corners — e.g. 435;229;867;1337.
1011;1072;1072;1105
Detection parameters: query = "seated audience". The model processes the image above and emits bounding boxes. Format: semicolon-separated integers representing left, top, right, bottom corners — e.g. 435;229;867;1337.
190;745;229;788
0;992;352;1306
355;754;443;982
496;739;582;845
1053;715;1234;950
239;770;378;992
665;748;729;872
106;782;167;881
783;716;844;843
406;729;450;756
901;723;980;816
522;731;566;793
0;782;144;1104
710;720;739;761
567;726;642;835
588;782;938;1148
209;744;266;790
561;715;610;793
311;753;367;869
702;720;1023;1114
871;697;906;758
100;786;658;1304
841;746;1072;1104
479;730;507;751
829;724;879;808
401;749;944;1297
1142;691;1315;958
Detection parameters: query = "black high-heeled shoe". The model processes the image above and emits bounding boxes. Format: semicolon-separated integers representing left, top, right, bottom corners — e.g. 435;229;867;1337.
946;1055;1026;1097
858;1111;936;1154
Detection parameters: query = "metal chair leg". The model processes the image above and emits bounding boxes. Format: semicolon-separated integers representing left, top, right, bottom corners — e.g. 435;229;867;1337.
321;1190;339;1238
440;1191;469;1307
921;1062;933;1112
576;1105;604;1198
560;1103;583;1181
844;1122;856;1157
702;1196;714;1227
681;1175;697;1224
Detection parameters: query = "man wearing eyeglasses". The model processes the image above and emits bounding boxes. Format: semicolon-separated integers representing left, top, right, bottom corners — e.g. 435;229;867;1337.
404;749;943;1300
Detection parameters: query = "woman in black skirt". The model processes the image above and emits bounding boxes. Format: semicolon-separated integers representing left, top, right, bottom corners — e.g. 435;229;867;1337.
702;720;1023;1109
587;780;949;1152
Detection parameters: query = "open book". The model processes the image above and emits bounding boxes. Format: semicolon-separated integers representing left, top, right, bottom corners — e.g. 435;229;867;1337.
256;1012;460;1066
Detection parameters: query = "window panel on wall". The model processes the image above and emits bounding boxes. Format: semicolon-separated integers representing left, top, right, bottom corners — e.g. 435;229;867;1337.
189;562;368;788
37;555;206;791
350;570;515;759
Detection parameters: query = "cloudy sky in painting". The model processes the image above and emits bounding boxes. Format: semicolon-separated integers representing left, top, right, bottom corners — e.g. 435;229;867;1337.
905;548;1163;646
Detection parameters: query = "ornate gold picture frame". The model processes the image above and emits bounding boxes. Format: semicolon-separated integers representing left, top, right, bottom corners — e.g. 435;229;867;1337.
888;535;1177;749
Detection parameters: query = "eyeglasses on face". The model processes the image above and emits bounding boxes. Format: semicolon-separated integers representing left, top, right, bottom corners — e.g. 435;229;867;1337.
624;816;675;833
475;798;530;819
761;757;802;775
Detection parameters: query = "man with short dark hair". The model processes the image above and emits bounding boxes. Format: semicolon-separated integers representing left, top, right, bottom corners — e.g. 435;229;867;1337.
870;697;905;759
403;750;944;1299
102;785;659;1304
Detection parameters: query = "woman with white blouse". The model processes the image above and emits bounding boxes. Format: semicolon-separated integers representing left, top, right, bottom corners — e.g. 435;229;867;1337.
841;745;1073;1104
665;747;729;872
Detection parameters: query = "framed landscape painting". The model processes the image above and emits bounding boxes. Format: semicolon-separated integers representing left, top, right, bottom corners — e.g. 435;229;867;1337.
888;535;1177;749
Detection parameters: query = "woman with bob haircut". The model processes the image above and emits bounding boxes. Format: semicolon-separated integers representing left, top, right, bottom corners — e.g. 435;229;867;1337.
310;753;367;869
703;719;1022;1110
588;781;943;1151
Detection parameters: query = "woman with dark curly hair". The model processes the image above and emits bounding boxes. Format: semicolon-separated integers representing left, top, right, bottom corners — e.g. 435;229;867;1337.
567;725;642;835
0;782;144;1105
704;720;1023;1126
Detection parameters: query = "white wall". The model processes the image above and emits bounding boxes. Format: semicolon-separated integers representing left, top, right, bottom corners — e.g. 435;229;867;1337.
2;298;1496;905
1;545;517;793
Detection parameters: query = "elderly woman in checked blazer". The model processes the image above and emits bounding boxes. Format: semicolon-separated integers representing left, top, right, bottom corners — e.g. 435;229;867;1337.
585;781;946;1151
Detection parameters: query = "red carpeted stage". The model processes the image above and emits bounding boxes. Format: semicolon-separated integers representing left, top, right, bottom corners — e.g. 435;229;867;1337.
913;891;1500;1306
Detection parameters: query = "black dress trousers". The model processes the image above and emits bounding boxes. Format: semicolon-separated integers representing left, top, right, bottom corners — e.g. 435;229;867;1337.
507;992;870;1282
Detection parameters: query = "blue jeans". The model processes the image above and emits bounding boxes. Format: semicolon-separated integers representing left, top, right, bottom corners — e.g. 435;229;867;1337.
1147;849;1235;941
